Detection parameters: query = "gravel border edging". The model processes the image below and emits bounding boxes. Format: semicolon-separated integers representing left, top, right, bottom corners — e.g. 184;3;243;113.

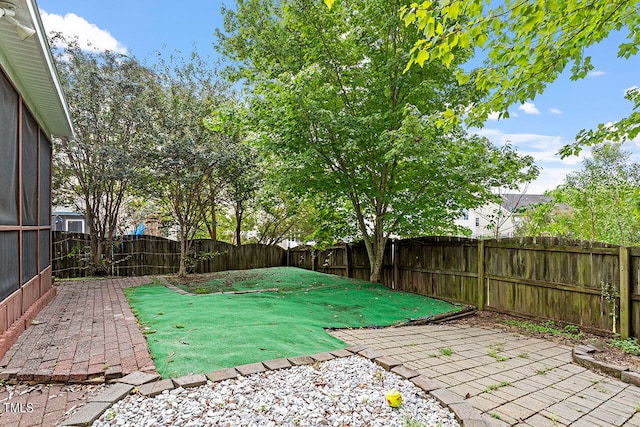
572;344;640;387
57;346;497;427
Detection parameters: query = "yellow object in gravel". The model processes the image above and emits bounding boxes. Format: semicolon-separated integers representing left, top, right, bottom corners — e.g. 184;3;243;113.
385;389;402;408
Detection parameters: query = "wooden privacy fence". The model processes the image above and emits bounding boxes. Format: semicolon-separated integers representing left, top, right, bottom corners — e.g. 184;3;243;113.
289;237;640;339
52;231;285;278
54;232;640;338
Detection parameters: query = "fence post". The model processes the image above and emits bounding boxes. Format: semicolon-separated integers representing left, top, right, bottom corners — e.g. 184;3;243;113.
393;240;399;290
477;240;485;311
344;244;350;278
619;246;631;339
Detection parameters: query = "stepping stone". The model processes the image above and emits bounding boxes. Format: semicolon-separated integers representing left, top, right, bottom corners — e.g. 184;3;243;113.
595;361;628;378
374;356;402;371
118;371;161;386
622;371;640;387
574;344;597;354
206;368;238;382
430;388;464;406
345;344;367;354
330;349;353;358
288;355;314;366
0;368;19;381
390;365;419;379
236;362;267;376
105;365;123;381
263;358;292;371
173;374;207;389
138;379;175;397
359;348;385;360
411;375;445;392
448;402;483;422
60;401;112;426
310;352;334;362
92;383;134;403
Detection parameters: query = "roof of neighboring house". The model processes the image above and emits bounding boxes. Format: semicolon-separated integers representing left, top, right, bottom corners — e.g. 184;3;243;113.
500;194;552;213
0;0;73;138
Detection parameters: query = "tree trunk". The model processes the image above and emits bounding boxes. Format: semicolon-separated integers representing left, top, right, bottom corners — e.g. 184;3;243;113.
87;213;108;276
207;206;218;241
368;235;388;283
235;202;242;246
178;238;188;277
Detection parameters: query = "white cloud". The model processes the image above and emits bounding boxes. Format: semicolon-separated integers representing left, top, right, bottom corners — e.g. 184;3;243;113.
587;70;606;77
518;102;540;115
549;108;562;115
472;128;588;192
487;112;501;121
41;11;127;54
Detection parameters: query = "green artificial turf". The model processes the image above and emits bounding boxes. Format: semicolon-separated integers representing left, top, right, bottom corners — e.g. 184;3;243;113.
125;267;460;378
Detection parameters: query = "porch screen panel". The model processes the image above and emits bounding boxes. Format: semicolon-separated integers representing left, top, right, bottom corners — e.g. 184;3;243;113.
22;109;38;226
39;133;52;226
39;230;50;272
22;231;38;285
0;232;19;300
0;71;18;225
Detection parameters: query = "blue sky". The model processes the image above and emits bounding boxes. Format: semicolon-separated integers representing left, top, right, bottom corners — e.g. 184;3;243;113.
38;0;640;194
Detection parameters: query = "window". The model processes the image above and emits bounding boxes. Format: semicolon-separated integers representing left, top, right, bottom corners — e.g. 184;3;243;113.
66;220;85;233
475;218;480;227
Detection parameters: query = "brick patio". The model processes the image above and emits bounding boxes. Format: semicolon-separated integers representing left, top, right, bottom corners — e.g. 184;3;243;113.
330;324;640;426
0;277;156;384
2;276;640;426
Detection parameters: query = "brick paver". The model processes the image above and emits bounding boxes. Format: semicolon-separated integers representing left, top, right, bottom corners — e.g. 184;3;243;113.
330;324;640;426
0;383;108;427
0;277;157;385
0;278;157;426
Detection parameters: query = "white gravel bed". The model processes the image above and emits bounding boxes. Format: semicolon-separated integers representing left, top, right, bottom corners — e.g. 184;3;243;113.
93;356;460;427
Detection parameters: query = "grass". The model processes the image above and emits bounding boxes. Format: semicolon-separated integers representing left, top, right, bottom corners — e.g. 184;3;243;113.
483;381;511;393
404;416;429;427
440;347;453;356
127;267;460;378
536;367;552;375
609;337;640;355
487;343;508;362
503;319;583;339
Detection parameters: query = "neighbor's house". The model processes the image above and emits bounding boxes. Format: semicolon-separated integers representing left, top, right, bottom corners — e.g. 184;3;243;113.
0;0;73;356
456;194;551;238
52;208;87;233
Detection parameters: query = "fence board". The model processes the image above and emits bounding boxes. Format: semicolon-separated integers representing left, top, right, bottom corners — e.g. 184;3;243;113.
52;232;639;338
53;232;285;278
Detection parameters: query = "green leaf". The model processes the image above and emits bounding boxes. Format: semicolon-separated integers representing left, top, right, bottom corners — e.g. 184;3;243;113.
416;49;430;66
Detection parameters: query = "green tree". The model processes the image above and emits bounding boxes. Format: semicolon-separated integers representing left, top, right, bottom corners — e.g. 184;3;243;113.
52;36;158;275
518;143;640;245
400;0;640;156
219;0;538;281
222;143;263;246
151;53;229;276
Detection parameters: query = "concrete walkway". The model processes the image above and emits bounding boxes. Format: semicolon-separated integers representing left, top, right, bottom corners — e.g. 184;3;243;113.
330;324;640;426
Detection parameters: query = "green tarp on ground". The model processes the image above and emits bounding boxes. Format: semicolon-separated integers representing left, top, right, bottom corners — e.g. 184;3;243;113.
125;267;459;378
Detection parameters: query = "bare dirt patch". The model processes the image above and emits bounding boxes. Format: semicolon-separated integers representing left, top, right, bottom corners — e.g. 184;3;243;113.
444;311;640;373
